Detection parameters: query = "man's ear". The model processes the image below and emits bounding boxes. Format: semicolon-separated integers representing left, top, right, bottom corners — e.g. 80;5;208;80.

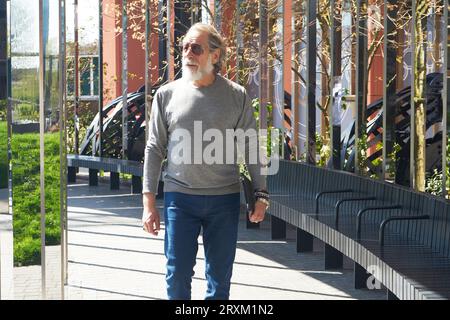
211;49;220;65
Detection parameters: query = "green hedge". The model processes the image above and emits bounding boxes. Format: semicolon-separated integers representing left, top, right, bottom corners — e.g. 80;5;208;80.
11;131;61;266
0;121;7;188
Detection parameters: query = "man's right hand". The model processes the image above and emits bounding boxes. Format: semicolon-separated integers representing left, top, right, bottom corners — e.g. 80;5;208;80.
142;207;161;236
142;192;160;236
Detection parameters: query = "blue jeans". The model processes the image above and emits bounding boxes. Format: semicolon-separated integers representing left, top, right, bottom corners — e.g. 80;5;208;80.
164;192;241;300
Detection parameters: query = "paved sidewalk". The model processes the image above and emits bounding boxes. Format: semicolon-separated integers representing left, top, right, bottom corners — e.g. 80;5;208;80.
67;178;386;300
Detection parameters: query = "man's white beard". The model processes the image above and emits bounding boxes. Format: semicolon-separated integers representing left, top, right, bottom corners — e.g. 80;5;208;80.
182;54;214;82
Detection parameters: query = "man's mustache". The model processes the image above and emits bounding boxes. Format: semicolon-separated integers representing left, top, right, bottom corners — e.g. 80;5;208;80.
182;58;198;66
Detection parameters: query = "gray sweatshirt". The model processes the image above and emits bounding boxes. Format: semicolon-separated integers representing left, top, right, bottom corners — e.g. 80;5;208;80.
142;75;267;195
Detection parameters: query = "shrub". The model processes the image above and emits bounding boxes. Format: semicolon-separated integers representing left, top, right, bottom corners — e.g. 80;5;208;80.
14;236;41;267
0;99;6;121
0;121;7;188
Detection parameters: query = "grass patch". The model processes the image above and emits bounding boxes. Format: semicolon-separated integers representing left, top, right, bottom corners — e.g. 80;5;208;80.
11;131;61;266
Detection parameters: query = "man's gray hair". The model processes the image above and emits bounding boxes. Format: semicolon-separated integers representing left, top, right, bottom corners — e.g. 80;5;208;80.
185;23;226;74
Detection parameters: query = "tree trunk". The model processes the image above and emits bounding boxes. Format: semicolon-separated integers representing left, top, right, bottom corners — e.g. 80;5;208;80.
413;0;428;192
317;0;331;163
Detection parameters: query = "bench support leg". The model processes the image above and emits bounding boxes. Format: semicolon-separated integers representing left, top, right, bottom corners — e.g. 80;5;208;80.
110;172;120;190
271;215;286;239
386;289;399;300
89;169;98;186
354;262;370;289
324;244;343;269
132;176;142;194
296;228;313;252
68;167;77;183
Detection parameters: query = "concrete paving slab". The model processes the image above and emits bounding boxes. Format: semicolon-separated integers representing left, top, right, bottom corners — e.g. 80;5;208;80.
66;178;386;300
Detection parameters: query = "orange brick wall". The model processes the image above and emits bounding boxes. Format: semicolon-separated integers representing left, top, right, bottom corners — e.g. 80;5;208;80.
103;0;145;105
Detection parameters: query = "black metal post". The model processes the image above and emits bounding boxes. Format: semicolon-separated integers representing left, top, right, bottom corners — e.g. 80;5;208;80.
330;0;342;170
59;0;68;290
74;0;79;154
296;228;313;252
158;0;168;83
0;0;6;102
236;0;243;85
132;175;142;194
271;215;286;239
382;0;398;182
110;172;120;190
166;0;173;81
355;0;368;174
121;0;128;160
324;243;343;269
68;166;76;183
98;0;103;157
354;262;369;289
442;0;449;197
291;1;302;159
259;0;268;131
89;169;98;186
144;0;151;142
306;0;317;164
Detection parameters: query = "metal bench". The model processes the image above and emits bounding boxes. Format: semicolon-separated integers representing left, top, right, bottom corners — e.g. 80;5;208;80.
268;159;450;300
67;154;163;196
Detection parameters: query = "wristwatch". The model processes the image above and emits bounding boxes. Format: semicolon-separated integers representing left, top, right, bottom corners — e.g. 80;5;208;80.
256;197;270;209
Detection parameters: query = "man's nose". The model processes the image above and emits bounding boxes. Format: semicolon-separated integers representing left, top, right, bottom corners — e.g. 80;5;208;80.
183;46;195;57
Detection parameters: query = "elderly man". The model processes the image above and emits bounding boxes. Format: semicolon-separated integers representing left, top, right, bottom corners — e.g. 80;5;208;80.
142;23;269;300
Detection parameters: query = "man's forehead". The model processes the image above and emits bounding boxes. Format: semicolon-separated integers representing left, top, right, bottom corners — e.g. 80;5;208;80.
183;30;208;44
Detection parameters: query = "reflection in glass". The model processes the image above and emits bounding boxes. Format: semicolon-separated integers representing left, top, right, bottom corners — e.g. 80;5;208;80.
447;2;450;198
7;0;64;299
43;0;62;300
0;0;12;300
9;0;42;299
0;0;7;185
66;0;99;156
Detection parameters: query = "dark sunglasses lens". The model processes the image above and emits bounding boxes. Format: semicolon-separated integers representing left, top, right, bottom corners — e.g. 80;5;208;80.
191;44;203;55
182;43;203;56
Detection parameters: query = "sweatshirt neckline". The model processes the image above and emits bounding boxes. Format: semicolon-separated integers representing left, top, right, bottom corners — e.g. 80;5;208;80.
187;74;221;91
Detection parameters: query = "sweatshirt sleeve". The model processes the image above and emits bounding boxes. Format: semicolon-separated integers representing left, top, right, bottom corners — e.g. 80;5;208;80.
235;91;268;192
142;90;168;194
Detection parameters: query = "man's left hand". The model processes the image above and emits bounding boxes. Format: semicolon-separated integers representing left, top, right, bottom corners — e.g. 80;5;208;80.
248;200;267;223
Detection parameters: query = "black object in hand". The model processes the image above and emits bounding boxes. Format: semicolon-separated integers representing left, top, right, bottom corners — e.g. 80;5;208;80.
240;173;255;215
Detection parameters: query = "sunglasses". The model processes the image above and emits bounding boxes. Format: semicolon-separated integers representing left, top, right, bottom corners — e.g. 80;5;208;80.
182;42;205;56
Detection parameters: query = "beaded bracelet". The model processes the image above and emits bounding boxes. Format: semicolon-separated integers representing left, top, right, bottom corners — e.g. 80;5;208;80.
254;191;269;199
